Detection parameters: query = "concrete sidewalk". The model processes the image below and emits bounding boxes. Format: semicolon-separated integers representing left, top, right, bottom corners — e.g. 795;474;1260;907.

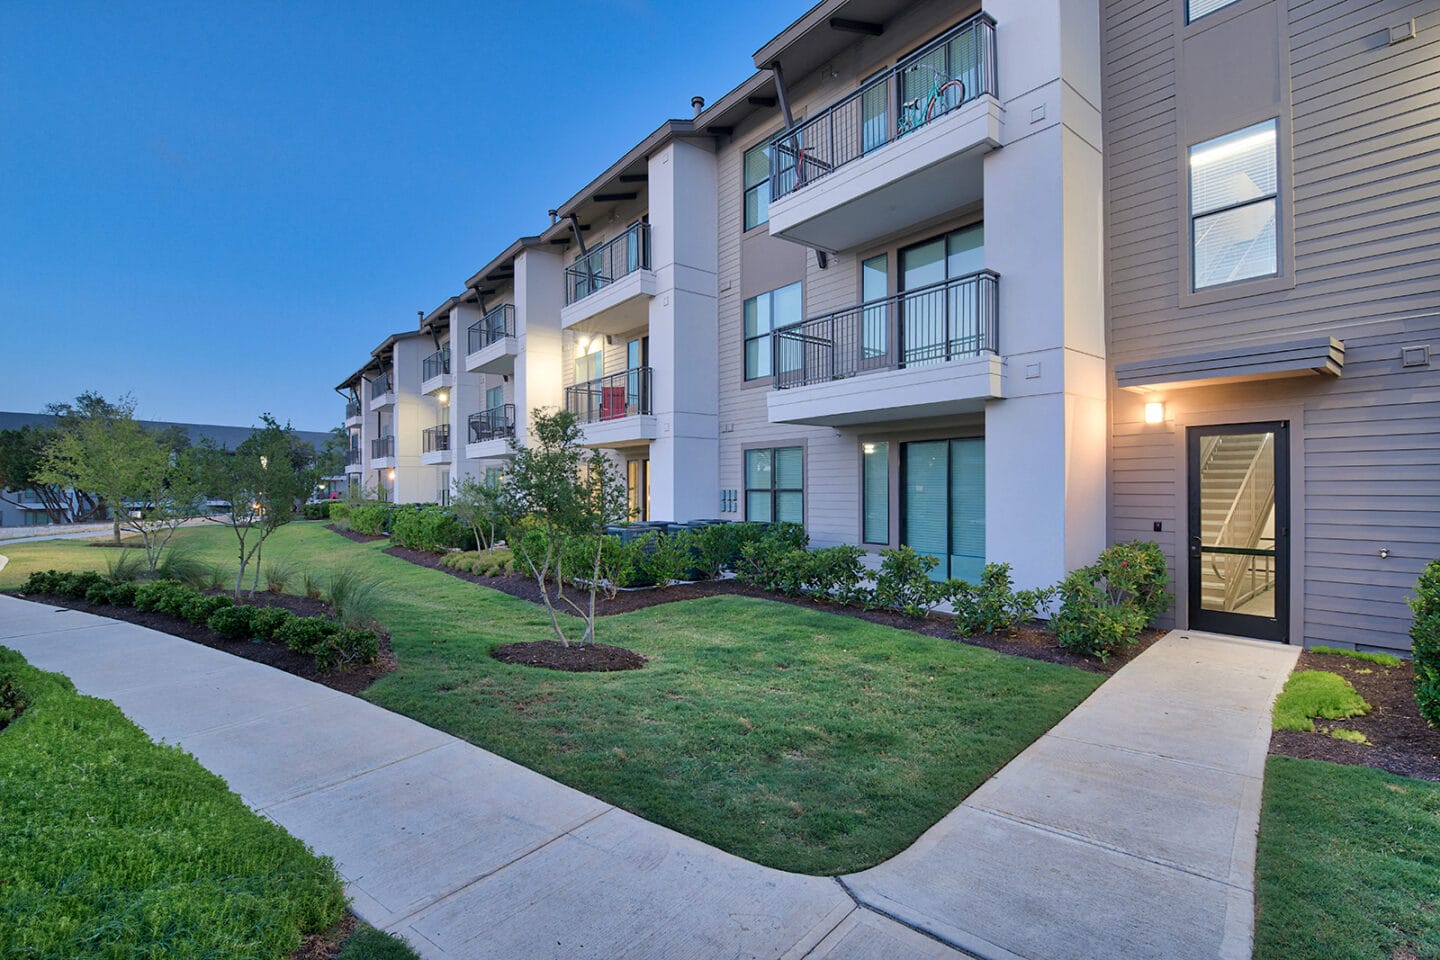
0;594;1296;959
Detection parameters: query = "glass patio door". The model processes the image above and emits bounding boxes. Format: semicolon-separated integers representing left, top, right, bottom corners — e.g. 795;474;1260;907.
1186;422;1289;641
902;438;985;582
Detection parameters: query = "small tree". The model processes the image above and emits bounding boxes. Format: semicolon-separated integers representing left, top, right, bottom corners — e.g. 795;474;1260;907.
0;425;103;524
450;472;511;552
199;415;310;598
504;409;627;646
36;393;149;544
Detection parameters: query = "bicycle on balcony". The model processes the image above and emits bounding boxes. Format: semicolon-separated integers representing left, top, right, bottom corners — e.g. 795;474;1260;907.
897;64;967;137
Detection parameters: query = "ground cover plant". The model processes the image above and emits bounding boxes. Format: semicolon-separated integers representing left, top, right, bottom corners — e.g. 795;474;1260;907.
0;524;1102;874
1255;756;1440;960
1272;670;1371;734
0;647;347;958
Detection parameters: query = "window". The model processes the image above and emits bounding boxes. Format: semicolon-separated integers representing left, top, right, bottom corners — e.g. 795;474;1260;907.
1187;0;1241;23
485;385;503;412
484;467;503;487
862;255;888;359
574;341;603;383
744;142;771;230
627;459;649;522
745;447;803;524
744;281;803;380
902;438;984;581
862;441;889;544
899;223;985;364
1189;119;1278;290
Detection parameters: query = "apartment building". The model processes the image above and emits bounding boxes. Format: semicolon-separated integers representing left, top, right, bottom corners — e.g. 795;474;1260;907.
1101;0;1440;654
335;0;1439;652
336;330;450;503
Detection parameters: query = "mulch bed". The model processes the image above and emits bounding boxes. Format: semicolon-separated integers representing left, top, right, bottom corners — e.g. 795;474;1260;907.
492;640;648;672
325;523;387;544
18;590;394;696
1269;650;1440;781
384;544;1155;675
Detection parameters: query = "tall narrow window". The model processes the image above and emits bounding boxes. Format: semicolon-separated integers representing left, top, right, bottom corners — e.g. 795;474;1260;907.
745;447;804;524
862;441;889;544
744;142;771;230
1189;119;1278;290
485;385;503;412
743;281;803;380
862;255;888;360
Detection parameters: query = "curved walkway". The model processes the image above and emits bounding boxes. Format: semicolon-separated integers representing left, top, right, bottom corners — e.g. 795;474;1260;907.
0;594;1295;959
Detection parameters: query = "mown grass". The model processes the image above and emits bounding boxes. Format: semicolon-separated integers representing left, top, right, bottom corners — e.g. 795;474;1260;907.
1256;757;1440;960
0;646;347;959
0;523;1102;874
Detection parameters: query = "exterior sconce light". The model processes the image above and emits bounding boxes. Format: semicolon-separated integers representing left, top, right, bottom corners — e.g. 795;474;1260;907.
437;390;449;404
1144;401;1165;424
387;469;396;480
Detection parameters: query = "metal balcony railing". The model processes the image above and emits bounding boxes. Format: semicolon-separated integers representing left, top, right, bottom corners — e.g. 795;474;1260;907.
772;271;999;390
370;373;392;401
422;423;451;453
769;13;997;201
345;448;362;466
371;435;395;459
467;304;516;354
564;222;651;305
422;347;450;381
468;405;516;444
565;367;652;424
345;400;361;420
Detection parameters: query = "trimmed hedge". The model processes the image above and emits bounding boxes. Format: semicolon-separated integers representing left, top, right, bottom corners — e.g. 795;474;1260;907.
391;504;472;553
328;501;352;521
348;503;392;536
1412;558;1440;726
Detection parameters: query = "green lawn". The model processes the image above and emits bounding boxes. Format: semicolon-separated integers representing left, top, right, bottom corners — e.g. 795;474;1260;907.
0;523;1102;874
0;646;348;959
1255;756;1440;960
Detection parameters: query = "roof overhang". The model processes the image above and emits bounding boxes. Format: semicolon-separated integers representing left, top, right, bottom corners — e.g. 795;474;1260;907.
1115;336;1345;393
420;296;461;330
753;0;916;76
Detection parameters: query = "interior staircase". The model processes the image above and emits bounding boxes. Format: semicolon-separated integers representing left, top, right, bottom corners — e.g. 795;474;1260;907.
1199;433;1275;612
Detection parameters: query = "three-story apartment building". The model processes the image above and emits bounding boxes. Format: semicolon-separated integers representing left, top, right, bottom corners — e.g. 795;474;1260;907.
335;0;1439;654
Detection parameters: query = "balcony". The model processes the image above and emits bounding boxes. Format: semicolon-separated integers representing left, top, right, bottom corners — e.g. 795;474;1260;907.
345;448;362;467
565;367;657;447
369;373;394;411
421;347;451;395
422;423;451;464
465;304;518;374
466;404;516;460
766;14;1000;252
560;222;655;335
767;271;1003;426
344;400;362;425
371;435;396;465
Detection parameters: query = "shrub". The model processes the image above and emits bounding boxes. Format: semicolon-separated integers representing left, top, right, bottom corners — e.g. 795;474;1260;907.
154;583;204;618
20;570;61;595
328;501;352;522
315;627;381;674
1054;541;1171;661
180;593;232;626
264;559;295;594
327;567;385;629
643;531;700;587
52;571;107;600
869;546;943;618
84;581;112;605
348;503;392;536
391;504;471;553
1411;558;1440;726
804;545;870;605
693;522;773;577
276;616;340;656
102;581;140;607
253;606;297;641
736;538;811;596
208;604;261;640
0;672;31;731
301;502;329;520
950;563;1057;637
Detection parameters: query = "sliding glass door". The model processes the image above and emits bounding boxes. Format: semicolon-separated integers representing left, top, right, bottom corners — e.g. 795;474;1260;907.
902;438;984;581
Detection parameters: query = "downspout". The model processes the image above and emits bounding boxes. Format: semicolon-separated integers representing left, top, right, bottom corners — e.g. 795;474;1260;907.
768;61;828;270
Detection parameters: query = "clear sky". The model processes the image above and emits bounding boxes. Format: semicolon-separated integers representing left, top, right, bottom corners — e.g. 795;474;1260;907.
0;0;807;432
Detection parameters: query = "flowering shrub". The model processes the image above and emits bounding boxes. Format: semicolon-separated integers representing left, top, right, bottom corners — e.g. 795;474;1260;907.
1054;541;1170;660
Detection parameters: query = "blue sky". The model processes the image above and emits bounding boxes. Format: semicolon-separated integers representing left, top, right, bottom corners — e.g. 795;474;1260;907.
0;0;806;432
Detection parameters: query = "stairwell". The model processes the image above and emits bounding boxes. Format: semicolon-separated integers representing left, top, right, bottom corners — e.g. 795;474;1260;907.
1199;433;1274;612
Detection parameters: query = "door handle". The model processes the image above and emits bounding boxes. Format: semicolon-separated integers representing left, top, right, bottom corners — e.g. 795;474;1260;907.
1189;536;1202;558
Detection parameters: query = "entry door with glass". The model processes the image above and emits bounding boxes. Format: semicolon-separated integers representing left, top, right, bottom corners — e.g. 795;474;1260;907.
901;437;984;581
1186;422;1289;641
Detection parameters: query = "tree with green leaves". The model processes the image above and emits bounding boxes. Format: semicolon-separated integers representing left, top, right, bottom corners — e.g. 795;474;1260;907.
198;415;311;598
0;425;102;524
35;394;202;570
450;472;511;553
504;408;628;646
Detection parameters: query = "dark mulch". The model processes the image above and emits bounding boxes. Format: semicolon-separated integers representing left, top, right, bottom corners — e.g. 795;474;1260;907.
384;545;1152;674
290;913;358;960
492;640;648;672
1269;650;1440;781
326;523;387;544
18;592;394;696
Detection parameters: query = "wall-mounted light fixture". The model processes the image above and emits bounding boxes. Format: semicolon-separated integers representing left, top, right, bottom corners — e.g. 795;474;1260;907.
387;468;396;481
437;390;449;404
1144;401;1165;424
